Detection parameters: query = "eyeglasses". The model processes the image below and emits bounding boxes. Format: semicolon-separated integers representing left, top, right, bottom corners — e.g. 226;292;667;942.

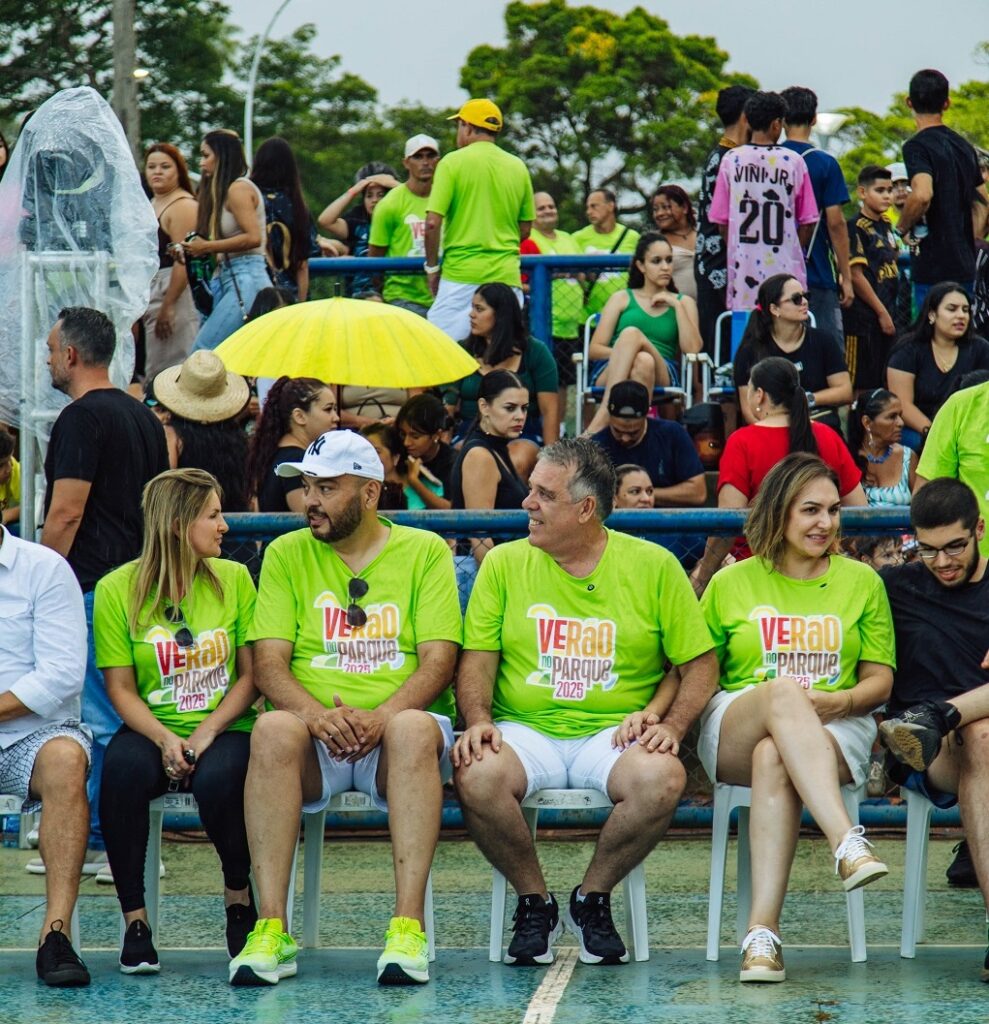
347;577;369;628
781;292;811;305
165;606;195;649
916;535;973;561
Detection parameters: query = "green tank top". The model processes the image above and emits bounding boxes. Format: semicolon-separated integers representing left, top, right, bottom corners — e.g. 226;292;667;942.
613;289;680;362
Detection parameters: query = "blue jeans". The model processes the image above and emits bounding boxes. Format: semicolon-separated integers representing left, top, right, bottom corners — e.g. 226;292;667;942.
192;255;272;352
82;589;123;850
808;286;843;353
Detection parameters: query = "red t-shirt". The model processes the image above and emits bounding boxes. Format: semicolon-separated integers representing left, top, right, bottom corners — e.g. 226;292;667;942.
718;422;861;500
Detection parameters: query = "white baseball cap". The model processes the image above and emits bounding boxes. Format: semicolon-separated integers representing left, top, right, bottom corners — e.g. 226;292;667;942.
274;430;384;482
886;162;908;182
404;134;440;158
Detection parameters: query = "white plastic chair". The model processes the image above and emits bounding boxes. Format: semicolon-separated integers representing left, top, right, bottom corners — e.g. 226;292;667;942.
573;315;689;433
488;788;649;963
706;781;867;963
140;790;434;958
1;793;81;949
900;786;935;959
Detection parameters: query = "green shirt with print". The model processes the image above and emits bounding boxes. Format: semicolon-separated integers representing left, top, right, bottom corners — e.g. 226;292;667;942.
369;184;433;309
249;520;462;722
916;381;989;557
570;223;640;317
464;531;713;738
527;228;584;340
94;558;257;738
701;555;895;693
427;142;534;287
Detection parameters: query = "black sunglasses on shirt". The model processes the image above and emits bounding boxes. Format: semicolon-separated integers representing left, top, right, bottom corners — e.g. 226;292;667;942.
347;577;369;628
165;605;195;649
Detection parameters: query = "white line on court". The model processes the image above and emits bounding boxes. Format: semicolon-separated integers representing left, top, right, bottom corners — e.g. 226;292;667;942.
521;947;578;1024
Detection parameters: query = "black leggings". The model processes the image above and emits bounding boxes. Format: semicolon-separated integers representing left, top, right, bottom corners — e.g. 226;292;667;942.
99;725;252;913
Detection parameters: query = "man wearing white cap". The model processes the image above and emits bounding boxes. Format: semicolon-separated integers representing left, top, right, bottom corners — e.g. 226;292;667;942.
368;134;441;317
424;98;535;339
230;430;461;989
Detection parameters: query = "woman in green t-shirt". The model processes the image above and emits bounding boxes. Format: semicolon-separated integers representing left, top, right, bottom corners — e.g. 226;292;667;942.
94;469;259;975
697;453;895;984
584;231;702;433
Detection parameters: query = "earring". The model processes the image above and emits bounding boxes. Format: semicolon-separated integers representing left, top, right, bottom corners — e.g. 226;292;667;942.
929;317;935;325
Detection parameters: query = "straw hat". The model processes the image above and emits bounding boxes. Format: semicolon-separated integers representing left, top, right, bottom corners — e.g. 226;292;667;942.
152;350;250;423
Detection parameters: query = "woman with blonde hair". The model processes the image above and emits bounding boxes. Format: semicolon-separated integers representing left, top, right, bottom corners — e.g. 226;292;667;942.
697;452;895;984
94;468;258;974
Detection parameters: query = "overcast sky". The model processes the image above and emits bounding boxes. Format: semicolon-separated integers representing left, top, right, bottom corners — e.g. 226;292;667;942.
227;0;987;116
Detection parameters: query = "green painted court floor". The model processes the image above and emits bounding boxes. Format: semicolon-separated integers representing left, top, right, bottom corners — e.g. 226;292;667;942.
1;831;987;1023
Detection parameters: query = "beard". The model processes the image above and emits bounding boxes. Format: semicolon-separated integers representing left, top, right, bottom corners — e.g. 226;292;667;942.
309;489;364;545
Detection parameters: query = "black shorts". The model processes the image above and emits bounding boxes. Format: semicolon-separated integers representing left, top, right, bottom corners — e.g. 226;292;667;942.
845;326;895;390
552;336;582;387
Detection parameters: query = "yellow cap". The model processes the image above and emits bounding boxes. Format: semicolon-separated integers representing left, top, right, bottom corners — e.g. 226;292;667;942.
448;98;503;132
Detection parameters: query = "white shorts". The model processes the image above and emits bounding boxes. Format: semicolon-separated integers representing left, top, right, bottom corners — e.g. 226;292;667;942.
697;685;877;788
427;279;523;340
496;720;625;801
303;713;454;814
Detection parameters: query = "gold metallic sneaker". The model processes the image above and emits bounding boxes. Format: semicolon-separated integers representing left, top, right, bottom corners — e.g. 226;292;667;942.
740;926;785;983
834;825;888;891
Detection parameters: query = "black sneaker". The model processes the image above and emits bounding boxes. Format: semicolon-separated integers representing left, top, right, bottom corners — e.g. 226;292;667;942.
226;890;259;957
36;920;90;987
564;887;629;965
947;840;979;888
505;893;562;965
119;919;160;975
879;700;960;771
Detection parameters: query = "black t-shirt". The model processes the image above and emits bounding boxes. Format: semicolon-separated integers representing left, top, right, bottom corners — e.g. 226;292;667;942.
257;445;306;513
734;326;848;396
880;561;989;714
44;388;168;592
591;419;704;492
694;143;733;290
886;336;989;421
902;125;981;285
424;442;456;498
845;212;900;334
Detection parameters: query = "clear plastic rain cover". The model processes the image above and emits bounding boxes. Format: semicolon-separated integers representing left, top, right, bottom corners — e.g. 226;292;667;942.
0;86;158;438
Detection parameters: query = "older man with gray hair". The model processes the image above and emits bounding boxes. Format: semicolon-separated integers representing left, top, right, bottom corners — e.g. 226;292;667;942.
453;437;717;967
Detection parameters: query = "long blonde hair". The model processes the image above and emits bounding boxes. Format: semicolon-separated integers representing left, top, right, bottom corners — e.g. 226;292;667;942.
745;452;841;569
129;468;225;634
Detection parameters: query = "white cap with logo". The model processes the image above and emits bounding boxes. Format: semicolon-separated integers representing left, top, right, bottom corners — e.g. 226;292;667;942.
404;134;440;158
274;430;385;481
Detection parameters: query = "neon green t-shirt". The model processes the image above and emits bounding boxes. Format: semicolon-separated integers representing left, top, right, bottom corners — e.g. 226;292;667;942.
701;555;895;693
527;228;584;340
916;381;989;557
464;531;713;738
94;558;257;738
570;223;640;317
427;142;535;287
0;457;19;511
249;520;462;722
368;183;433;308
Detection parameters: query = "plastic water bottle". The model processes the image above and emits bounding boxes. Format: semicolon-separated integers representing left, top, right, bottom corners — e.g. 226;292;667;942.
2;815;19;848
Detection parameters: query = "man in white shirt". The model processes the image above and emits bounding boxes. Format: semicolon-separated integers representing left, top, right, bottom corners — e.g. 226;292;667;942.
0;523;92;986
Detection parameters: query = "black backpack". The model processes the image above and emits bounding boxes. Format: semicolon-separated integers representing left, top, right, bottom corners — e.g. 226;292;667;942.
262;187;295;274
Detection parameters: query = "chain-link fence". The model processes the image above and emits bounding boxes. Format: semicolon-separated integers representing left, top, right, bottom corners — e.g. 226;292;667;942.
228;508;915;808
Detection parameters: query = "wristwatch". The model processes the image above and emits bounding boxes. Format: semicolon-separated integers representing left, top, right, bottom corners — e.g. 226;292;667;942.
805;391;817;409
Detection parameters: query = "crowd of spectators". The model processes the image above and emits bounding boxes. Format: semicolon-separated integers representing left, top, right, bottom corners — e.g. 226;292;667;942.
1;63;989;995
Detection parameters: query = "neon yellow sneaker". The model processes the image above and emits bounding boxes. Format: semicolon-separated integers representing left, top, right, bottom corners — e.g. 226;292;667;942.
376;916;429;985
228;918;298;986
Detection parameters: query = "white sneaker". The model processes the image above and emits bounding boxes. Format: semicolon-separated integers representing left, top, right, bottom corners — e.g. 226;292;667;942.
96;860;165;885
25;849;108;876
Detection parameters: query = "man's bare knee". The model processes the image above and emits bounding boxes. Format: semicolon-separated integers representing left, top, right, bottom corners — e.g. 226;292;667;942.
31;738;88;800
384;709;442;756
250;710;310;764
454;750;520;807
610;749;685;811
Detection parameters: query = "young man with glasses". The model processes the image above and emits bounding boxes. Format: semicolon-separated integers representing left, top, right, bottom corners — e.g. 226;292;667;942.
231;430;461;988
453;438;717;967
877;478;989;980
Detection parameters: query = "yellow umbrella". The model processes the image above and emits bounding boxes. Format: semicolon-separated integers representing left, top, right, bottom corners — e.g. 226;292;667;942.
213;297;478;386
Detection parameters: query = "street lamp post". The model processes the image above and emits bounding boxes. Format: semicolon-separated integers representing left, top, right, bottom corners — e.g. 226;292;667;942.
243;0;293;164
